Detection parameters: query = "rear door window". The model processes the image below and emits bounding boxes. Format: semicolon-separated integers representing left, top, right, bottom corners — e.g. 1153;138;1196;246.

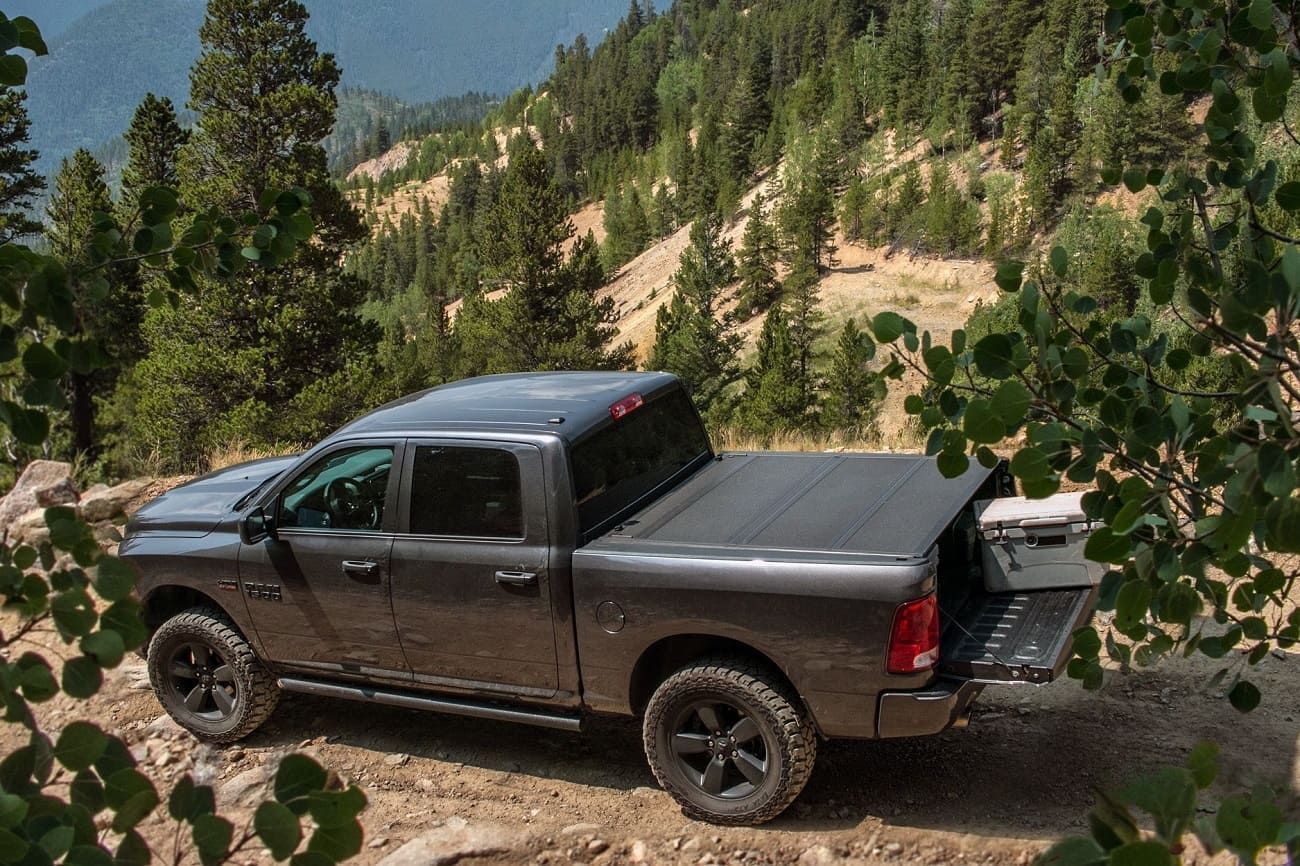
408;446;524;538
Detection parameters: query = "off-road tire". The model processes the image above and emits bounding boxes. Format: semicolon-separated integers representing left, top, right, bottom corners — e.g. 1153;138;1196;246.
147;606;279;743
643;656;817;825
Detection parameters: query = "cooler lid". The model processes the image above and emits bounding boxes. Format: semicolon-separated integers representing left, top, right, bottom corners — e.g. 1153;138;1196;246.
975;491;1088;530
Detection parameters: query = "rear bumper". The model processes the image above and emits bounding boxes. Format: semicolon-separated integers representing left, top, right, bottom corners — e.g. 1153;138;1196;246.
875;677;984;739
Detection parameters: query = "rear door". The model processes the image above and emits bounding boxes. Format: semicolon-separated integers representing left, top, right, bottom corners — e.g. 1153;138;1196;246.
388;440;559;696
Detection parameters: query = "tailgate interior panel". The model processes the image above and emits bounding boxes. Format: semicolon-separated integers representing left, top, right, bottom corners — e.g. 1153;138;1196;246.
939;587;1096;684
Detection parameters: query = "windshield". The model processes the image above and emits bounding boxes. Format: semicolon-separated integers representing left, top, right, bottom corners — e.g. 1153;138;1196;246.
570;388;712;541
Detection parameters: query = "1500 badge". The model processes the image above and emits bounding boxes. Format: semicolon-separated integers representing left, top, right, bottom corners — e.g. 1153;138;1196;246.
244;582;282;601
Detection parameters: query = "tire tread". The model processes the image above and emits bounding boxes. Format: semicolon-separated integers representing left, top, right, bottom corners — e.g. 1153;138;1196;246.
147;606;278;743
642;655;816;825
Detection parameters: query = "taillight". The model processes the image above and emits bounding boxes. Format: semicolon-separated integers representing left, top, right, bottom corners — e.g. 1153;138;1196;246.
887;593;940;674
609;393;644;419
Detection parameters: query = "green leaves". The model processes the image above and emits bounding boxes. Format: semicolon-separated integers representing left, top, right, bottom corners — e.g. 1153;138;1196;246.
870;311;907;343
255;802;302;860
21;343;67;380
1114;580;1153;631
91;557;136;603
274;755;328;811
53;723;107;773
962;399;1004;444
192;814;233;866
990;381;1032;425
972;333;1016;379
994;260;1024;292
1227;679;1260;713
1276;182;1300;211
0;54;26;86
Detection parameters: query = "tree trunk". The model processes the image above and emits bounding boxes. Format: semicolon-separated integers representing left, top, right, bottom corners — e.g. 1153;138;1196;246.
70;371;95;457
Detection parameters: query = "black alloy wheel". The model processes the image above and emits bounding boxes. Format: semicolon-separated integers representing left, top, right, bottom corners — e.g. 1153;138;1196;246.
166;641;238;721
642;657;817;824
147;606;279;742
670;699;770;799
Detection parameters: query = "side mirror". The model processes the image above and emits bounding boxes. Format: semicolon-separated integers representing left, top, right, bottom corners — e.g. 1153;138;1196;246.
239;505;278;544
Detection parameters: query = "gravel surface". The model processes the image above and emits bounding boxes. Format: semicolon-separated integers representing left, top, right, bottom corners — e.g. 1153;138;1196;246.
5;617;1296;865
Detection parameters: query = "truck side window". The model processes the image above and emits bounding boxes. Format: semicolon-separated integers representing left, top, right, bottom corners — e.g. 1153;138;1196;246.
409;446;524;539
279;446;393;532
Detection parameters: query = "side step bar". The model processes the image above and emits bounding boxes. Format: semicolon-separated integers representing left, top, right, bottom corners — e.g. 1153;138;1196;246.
278;677;583;732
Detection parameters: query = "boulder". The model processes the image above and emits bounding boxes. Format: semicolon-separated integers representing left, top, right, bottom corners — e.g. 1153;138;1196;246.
0;461;77;532
79;478;152;523
376;817;527;866
217;766;272;807
9;508;50;545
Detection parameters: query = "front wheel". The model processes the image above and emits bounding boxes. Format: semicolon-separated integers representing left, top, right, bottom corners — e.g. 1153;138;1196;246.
147;606;279;743
642;657;817;825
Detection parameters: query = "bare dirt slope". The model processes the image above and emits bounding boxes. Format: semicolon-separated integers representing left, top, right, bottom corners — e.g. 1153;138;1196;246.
6;608;1296;866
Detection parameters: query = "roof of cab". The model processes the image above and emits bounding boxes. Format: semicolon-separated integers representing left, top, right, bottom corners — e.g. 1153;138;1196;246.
331;371;681;442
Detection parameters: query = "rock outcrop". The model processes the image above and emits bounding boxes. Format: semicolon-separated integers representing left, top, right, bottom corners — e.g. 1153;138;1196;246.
0;461;156;547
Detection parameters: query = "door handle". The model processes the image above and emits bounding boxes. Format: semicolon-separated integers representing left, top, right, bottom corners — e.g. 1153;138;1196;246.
494;570;538;587
342;560;380;582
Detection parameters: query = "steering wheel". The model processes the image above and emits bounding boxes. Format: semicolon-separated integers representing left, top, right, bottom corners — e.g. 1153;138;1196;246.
324;477;378;530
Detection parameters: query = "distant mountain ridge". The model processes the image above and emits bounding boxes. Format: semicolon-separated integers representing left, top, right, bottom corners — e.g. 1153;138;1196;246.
5;0;111;38
23;0;628;172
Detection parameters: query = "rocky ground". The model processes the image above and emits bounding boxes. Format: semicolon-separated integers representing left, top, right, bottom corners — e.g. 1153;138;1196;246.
2;464;1297;865
6;635;1296;866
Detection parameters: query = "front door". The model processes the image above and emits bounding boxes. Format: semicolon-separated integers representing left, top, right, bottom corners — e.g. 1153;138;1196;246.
238;442;409;683
389;440;558;696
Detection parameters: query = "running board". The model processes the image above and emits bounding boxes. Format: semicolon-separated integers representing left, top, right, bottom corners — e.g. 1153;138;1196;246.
277;676;583;732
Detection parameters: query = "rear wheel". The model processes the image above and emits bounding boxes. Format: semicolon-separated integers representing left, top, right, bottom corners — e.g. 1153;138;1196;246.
642;657;816;825
147;606;278;743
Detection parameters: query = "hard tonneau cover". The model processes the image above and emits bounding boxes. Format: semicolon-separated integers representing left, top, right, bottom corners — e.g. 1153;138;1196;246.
590;452;997;558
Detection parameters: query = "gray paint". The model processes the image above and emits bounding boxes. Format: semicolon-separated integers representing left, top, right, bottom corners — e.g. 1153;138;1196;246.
121;372;1086;742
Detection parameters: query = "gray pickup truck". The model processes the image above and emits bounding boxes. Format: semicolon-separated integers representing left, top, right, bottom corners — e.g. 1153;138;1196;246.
122;371;1097;824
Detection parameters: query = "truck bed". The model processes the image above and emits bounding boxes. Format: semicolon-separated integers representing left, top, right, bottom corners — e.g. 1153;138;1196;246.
589;451;1000;558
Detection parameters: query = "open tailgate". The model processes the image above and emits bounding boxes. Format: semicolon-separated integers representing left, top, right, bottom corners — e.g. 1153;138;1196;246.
938;586;1098;684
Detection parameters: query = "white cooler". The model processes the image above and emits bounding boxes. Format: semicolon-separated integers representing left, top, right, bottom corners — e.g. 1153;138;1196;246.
973;492;1103;592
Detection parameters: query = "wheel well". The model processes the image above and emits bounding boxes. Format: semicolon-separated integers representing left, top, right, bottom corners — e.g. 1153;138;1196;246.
627;634;802;716
141;586;226;634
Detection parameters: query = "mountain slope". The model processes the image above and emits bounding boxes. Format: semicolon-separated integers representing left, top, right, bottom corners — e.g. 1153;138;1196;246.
26;0;203;172
23;0;628;172
5;0;110;38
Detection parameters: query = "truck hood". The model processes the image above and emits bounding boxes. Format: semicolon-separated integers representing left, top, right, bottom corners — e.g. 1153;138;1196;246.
128;454;300;536
594;452;998;558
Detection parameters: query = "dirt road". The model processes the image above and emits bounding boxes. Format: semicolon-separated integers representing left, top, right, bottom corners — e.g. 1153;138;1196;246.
7;617;1296;866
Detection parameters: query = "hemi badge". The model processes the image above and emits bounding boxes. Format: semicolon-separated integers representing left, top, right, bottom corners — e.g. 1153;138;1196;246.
217;579;238;592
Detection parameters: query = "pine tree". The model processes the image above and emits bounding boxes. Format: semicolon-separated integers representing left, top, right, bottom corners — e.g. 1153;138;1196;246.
779;130;839;272
735;305;807;437
459;139;630;373
119;93;189;214
719;44;772;182
736;192;779;316
623;185;650;258
649;182;676;239
0;85;44;243
879;0;931;129
373;115;391;155
124;0;378;466
824;318;882;437
649;210;741;418
47;151;144;457
781;259;824;413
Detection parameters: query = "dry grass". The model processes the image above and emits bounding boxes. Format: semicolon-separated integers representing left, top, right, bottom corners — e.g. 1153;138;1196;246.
711;422;925;454
204;441;303;472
